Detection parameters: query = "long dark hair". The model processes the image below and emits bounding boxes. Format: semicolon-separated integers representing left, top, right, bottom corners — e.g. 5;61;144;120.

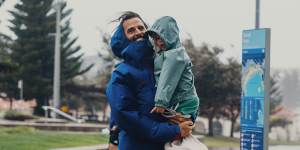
113;11;148;29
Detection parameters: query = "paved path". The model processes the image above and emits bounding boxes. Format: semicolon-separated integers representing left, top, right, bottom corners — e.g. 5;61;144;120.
209;146;300;150
0;119;108;132
51;144;300;150
51;144;108;150
270;145;300;150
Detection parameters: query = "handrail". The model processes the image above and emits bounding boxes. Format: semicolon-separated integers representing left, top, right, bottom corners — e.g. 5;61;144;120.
42;106;84;123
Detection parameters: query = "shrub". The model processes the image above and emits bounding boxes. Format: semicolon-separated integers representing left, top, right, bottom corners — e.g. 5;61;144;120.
4;110;36;121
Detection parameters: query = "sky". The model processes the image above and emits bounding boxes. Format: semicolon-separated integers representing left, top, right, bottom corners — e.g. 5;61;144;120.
1;0;300;70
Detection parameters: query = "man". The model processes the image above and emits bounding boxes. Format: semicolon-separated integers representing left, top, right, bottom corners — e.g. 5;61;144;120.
106;11;194;150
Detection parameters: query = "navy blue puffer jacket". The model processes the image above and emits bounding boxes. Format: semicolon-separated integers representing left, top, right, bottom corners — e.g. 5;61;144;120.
106;25;180;150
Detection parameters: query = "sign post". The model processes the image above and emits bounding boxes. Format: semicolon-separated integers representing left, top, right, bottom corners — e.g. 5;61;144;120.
241;28;271;150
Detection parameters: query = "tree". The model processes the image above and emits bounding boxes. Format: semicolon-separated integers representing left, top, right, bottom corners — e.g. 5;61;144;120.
220;58;241;138
0;33;17;97
0;0;11;74
0;33;12;71
63;31;115;121
269;73;283;114
0;32;17;111
96;31;120;121
184;38;228;136
0;0;5;7
268;72;291;132
63;82;105;118
280;70;300;109
96;31;118;87
8;0;92;115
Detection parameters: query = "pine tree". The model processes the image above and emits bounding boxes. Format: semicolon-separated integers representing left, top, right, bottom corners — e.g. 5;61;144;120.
0;33;11;65
0;0;5;7
0;33;17;97
0;0;15;96
0;0;10;68
8;0;92;115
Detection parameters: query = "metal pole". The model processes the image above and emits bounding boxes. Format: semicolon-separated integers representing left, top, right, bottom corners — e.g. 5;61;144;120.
53;0;61;118
18;80;23;100
255;0;260;29
20;84;23;100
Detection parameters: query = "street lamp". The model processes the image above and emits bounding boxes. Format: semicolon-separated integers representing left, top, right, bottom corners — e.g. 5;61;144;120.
53;0;62;118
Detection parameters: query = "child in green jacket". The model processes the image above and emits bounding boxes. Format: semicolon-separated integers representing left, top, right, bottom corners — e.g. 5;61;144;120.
148;16;199;123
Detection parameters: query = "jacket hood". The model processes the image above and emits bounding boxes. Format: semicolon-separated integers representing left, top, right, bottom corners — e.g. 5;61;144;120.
121;39;153;64
147;16;181;50
110;25;153;65
110;25;130;58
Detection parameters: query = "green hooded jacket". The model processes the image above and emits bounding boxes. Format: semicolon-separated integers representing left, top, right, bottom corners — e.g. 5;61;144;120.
148;16;199;116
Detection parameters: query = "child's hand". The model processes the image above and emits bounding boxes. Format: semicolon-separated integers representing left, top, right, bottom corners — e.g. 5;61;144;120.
150;106;165;113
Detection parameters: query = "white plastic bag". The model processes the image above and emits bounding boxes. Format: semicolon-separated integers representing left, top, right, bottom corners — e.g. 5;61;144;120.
164;135;208;150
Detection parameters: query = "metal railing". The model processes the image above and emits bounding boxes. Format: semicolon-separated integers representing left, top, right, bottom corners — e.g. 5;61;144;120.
42;106;84;123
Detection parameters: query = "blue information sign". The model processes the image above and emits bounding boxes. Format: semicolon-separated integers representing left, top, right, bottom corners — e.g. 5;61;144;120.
241;29;270;150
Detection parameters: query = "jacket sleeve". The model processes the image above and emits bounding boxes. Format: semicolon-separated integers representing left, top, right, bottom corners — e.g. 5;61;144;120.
107;71;181;143
154;49;186;108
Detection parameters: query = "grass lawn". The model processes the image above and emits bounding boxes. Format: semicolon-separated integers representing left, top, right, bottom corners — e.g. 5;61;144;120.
203;136;240;148
270;140;300;146
1;127;300;150
0;127;108;150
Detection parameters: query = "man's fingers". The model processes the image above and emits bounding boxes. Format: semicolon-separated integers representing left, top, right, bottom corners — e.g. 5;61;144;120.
188;123;195;130
183;121;193;126
188;124;195;130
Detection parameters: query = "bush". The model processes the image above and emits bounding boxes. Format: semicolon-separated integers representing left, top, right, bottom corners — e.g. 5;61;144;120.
270;116;292;128
4;110;36;121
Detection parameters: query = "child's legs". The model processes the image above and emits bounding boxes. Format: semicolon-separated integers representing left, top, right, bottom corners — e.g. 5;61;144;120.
175;96;199;122
168;113;192;124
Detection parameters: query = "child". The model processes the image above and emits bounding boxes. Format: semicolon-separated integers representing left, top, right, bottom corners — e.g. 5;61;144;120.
148;16;199;123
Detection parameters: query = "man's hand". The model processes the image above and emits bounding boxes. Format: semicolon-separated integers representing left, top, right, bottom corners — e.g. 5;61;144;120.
179;121;194;138
150;106;165;113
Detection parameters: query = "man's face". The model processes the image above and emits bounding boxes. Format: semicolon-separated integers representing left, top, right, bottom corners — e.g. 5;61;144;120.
123;17;146;41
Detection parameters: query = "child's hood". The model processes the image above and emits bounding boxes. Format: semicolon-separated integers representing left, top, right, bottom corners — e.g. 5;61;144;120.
147;16;181;50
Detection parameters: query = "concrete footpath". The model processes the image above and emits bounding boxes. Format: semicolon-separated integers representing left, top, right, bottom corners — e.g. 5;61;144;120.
51;145;300;150
0;119;108;132
51;144;108;150
209;146;300;150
